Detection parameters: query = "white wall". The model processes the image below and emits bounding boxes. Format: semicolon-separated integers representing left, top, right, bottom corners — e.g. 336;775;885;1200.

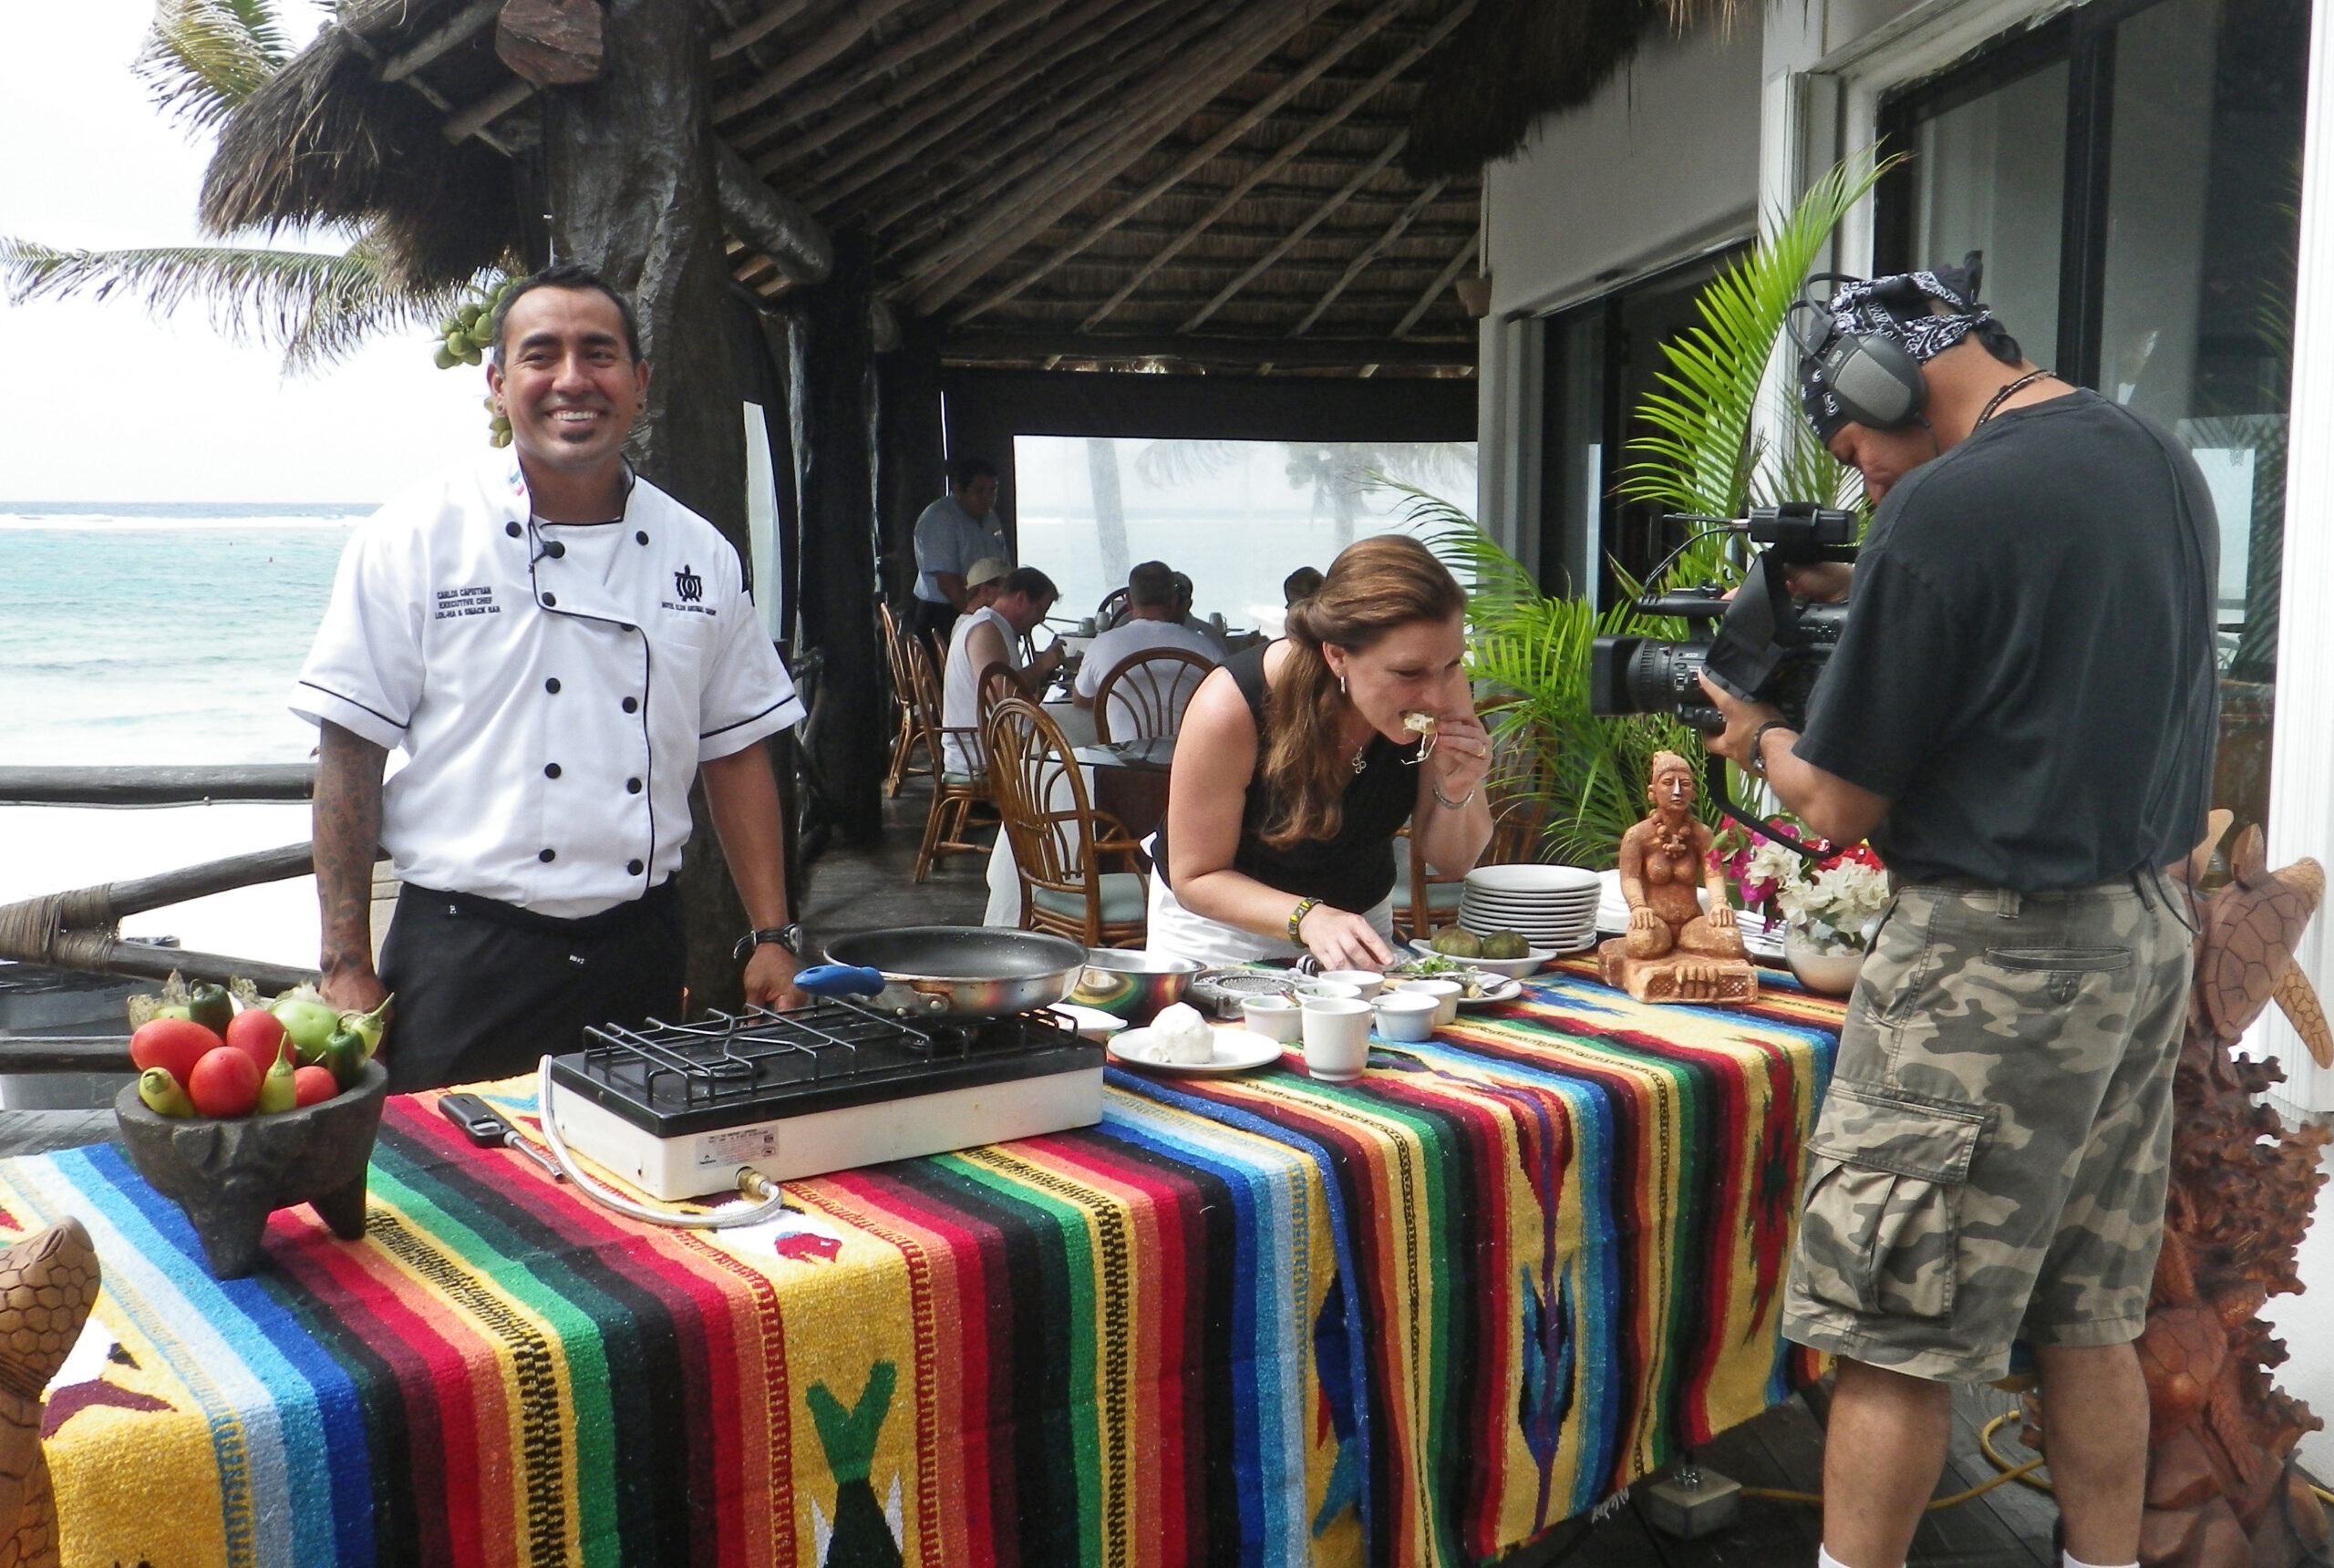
1475;21;1767;552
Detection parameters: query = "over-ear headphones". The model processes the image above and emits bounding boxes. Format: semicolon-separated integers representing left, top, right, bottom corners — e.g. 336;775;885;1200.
1790;273;1928;431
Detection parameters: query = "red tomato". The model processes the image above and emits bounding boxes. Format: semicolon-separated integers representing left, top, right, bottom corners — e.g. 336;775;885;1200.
223;1008;289;1077
129;1018;222;1089
186;1047;263;1119
292;1066;338;1109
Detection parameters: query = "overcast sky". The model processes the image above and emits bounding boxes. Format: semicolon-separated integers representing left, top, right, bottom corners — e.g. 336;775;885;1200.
1;3;487;504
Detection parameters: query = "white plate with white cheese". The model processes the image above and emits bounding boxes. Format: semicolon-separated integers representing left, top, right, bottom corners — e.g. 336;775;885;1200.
1108;1026;1286;1076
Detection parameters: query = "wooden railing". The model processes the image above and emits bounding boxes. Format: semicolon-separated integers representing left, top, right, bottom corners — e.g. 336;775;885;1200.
0;766;353;995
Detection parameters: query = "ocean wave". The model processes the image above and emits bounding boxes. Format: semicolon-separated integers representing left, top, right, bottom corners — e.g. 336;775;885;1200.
0;513;368;532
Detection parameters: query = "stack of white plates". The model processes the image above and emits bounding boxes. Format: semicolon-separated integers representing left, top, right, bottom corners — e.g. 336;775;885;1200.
1457;864;1603;954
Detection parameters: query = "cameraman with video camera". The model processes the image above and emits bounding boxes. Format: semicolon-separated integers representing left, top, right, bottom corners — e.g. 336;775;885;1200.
1696;263;2219;1568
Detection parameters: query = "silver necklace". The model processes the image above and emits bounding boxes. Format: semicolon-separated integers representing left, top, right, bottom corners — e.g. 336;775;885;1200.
1350;745;1368;775
1976;368;2054;428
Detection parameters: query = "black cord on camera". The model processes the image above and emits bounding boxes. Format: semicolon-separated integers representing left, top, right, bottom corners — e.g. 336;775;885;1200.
1703;753;1832;865
1631;522;1740;611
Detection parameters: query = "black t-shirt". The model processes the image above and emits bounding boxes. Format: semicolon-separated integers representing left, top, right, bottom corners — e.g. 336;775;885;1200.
1155;645;1421;911
1794;388;2219;891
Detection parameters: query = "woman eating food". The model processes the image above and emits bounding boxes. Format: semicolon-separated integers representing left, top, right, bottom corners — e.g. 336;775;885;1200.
1146;535;1494;969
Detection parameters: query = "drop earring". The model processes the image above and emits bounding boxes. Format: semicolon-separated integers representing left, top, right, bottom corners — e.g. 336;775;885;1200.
1338;674;1348;696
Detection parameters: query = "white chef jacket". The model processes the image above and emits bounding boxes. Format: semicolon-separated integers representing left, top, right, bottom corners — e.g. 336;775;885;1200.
290;451;804;919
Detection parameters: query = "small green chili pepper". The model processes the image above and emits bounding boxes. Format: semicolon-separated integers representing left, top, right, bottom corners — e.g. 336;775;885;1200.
186;983;233;1041
322;1028;367;1091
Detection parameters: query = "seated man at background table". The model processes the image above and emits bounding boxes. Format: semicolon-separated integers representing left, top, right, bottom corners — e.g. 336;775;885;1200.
1697;263;2217;1568
941;566;1062;775
1170;571;1250;656
1073;561;1220;725
1283;564;1324;606
909;455;1010;647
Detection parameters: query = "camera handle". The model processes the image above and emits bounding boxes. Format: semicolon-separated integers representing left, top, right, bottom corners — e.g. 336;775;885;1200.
1703;754;1831;865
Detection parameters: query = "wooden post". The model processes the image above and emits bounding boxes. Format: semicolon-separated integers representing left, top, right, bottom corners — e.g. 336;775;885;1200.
876;314;945;609
541;0;755;1012
795;237;886;847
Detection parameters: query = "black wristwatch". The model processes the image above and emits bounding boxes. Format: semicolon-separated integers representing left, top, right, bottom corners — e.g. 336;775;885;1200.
1745;720;1795;780
732;923;805;965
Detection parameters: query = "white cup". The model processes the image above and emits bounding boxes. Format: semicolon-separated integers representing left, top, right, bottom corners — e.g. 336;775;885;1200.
1291;979;1361;1003
1299;996;1372;1080
1079;617;1098;635
1392;979;1461;1027
1242;995;1302;1043
1315;969;1384;999
1372;992;1440;1043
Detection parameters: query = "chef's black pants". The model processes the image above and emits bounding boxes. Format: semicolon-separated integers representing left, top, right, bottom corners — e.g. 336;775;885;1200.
377;879;684;1091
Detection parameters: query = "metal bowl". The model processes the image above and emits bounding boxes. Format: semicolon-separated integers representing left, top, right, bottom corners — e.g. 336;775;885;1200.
1069;950;1204;1023
821;927;1088;1019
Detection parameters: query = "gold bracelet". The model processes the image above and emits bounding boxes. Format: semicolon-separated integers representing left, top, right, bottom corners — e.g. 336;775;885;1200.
1288;897;1321;944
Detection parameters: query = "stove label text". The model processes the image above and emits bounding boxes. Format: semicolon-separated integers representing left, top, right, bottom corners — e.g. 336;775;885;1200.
697;1127;778;1168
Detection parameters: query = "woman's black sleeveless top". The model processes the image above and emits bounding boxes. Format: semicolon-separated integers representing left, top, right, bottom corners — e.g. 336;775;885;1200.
1158;644;1420;912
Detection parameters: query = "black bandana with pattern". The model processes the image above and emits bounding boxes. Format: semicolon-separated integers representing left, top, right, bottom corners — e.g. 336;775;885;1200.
1796;260;1990;440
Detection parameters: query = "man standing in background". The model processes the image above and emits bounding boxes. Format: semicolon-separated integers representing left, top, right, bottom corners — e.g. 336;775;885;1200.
910;456;1010;645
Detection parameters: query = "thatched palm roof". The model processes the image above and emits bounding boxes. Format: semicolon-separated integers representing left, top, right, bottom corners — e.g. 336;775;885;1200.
203;0;1598;375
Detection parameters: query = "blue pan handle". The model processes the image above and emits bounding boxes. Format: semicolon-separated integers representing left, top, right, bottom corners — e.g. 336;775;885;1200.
792;965;888;998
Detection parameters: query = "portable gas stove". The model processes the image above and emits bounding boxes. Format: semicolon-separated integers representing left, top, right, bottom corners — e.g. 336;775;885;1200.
544;1000;1104;1198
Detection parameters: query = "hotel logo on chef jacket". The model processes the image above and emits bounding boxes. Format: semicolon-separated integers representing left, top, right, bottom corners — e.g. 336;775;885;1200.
664;563;713;615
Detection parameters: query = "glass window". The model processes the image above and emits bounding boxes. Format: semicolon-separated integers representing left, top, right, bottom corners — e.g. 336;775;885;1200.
1012;438;1478;636
2099;0;2307;830
1540;305;1606;600
1877;0;2308;834
1907;60;2070;363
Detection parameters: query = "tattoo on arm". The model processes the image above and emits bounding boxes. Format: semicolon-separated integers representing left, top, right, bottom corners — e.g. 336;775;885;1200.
315;722;387;979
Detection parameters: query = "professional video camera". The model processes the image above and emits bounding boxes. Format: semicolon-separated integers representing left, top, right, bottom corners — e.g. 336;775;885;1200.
1589;501;1859;733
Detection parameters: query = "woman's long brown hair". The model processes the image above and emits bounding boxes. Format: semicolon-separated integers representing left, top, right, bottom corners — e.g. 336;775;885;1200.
1261;534;1465;849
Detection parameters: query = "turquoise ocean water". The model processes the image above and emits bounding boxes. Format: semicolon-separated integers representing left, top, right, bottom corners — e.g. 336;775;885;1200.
1;504;370;767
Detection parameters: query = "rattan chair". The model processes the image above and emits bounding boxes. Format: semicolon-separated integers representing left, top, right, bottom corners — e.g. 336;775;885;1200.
984;696;1149;948
976;659;1021;719
1094;586;1131;632
903;634;993;882
1090;646;1215;744
878;602;927;799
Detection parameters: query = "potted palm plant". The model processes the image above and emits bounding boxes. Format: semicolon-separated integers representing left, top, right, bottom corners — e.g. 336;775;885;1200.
1410;150;1893;872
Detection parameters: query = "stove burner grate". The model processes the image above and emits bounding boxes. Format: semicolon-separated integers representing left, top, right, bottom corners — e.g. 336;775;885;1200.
574;1002;1090;1118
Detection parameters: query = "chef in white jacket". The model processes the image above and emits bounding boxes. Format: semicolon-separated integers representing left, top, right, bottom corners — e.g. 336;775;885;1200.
292;263;806;1090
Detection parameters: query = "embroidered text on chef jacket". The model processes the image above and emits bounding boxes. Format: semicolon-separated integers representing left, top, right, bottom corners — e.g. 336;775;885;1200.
291;451;804;919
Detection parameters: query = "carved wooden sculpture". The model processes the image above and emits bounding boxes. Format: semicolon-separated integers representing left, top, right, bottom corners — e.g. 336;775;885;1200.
2122;819;2333;1566
0;1218;101;1568
1598;750;1759;1005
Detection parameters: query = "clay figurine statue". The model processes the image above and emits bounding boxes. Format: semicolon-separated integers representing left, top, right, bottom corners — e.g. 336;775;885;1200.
1597;750;1758;1005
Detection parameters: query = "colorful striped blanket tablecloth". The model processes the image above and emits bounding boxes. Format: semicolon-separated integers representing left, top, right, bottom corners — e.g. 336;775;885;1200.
0;966;1843;1568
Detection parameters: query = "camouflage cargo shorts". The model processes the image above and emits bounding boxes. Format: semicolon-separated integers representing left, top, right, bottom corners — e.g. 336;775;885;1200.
1782;878;2194;1382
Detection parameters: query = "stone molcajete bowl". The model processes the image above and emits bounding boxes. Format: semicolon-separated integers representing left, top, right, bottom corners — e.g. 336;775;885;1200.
113;1060;389;1279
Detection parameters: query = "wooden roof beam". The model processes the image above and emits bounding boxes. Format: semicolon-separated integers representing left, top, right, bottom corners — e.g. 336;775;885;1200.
1287;177;1449;335
444;76;534;144
856;0;1238;239
712;0;814;61
714;0;922;121
781;0;1182;208
740;0;1024;141
747;0;1153;170
380;0;500;81
1390;231;1480;336
940;330;1473;367
1178;136;1406;332
1047;0;1474;332
900;0;1338;313
952;0;1423;325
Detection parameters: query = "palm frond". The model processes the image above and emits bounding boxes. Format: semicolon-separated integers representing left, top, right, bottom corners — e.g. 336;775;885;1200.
138;0;293;132
0;232;476;374
1618;150;1901;519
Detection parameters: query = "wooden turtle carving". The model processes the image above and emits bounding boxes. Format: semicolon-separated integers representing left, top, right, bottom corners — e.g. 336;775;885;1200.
2112;818;2334;1567
0;1218;102;1568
